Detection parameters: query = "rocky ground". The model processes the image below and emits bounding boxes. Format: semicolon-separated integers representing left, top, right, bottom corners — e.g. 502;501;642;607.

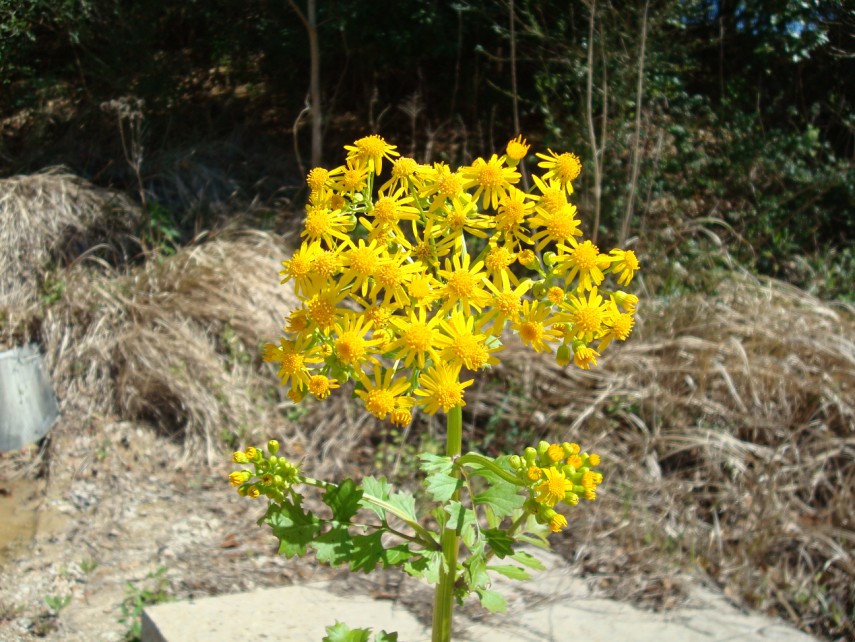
0;420;362;642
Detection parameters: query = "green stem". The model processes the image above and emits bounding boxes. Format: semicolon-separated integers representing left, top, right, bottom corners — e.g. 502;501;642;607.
432;405;462;642
456;453;529;486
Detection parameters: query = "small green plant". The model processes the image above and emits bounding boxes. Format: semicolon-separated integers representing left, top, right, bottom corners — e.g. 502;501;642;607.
119;566;172;642
79;558;98;575
43;595;71;612
323;622;398;642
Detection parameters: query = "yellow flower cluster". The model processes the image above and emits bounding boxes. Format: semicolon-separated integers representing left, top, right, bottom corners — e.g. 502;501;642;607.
510;440;603;532
264;135;640;423
229;440;301;501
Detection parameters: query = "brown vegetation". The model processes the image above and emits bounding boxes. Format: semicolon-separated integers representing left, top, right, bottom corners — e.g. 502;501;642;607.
0;171;852;640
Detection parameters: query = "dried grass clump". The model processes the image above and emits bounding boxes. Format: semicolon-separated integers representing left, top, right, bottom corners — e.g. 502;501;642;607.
0;168;140;324
470;274;854;640
39;230;308;462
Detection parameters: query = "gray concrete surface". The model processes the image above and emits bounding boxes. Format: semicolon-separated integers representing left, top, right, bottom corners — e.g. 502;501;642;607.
142;550;819;642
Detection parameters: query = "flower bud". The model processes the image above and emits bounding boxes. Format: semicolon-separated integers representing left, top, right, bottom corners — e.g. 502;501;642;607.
556;344;571;367
268;440;280;455
508;455;522;469
524;447;537;466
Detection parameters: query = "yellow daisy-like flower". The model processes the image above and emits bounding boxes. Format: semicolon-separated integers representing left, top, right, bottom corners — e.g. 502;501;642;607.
307;167;331;192
484;241;518;288
380;156;422;193
495;187;535;248
460;154;520;210
505;135;530;163
572;343;600;370
229;470;250;487
263;336;323;390
338;238;388;298
344;134;399;175
564;287;610;343
333;313;383;368
535;467;573;507
548;512;568;533
437;252;491;315
536;148;582;194
387;306;444;369
529;203;582;252
414;362;474;415
438;193;494;250
280;241;323;295
546;443;565;462
390;403;414;427
608;249;640;286
364;186;420;237
302;204;353;248
305;288;348;334
307;374;339;400
331;159;370;195
512;300;562;353
369;252;424;307
546;286;565;306
355;366;412;420
531;173;568;215
419;163;465;213
436;309;502;371
407;269;440;308
482;277;532;336
555;238;611;291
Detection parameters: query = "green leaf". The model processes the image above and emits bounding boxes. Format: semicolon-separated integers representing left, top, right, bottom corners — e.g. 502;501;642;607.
475;588;507;614
483;529;515;558
444;501;473;531
360;476;391;519
312;524;354;567
386;490;418;523
374;632;398;642
266;500;321;558
403;550;443;584
511;550;546;571
322;621;371;642
488;564;531;581
425;471;460;502
419;453;453;475
473;485;525;519
380;543;414;567
324;479;363;523
349;530;384;573
464;554;490;591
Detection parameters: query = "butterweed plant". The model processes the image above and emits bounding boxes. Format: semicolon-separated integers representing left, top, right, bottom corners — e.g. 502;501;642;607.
229;135;640;641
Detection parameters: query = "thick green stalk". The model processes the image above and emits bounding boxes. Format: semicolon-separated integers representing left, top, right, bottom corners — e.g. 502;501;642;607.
431;405;462;642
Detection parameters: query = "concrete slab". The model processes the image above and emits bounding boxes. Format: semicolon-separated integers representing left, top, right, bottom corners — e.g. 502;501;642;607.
140;582;427;642
142;550;819;642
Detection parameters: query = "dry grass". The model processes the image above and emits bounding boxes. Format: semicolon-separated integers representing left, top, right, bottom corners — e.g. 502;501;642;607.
468;274;854;640
0;167;140;330
2;169;852;639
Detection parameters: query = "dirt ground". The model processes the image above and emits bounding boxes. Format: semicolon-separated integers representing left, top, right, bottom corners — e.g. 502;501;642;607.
0;419;370;642
0;417;689;642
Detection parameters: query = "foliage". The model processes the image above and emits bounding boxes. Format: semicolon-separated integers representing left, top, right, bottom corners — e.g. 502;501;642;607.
119;566;172;642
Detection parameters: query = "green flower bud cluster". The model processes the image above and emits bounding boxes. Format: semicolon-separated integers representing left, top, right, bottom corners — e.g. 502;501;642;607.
228;442;301;502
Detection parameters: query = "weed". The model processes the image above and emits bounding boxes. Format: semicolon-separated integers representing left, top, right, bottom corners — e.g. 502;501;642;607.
119;566;172;642
43;595;71;612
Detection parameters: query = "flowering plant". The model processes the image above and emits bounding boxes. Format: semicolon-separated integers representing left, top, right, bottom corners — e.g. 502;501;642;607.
229;135;639;641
